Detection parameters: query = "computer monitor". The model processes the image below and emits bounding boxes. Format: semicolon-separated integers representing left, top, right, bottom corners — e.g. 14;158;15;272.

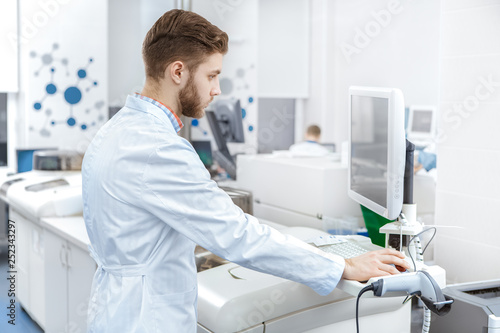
348;86;406;220
211;99;244;143
16;148;58;173
191;141;213;168
407;105;437;147
205;110;237;179
0;143;6;167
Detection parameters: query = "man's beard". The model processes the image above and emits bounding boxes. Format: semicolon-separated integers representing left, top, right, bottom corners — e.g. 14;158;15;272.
178;75;205;119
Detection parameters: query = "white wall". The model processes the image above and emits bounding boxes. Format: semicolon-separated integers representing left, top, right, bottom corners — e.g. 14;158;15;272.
108;0;176;107
258;0;309;98
0;0;18;92
304;0;330;139
17;0;108;153
434;0;500;284
306;0;441;146
191;0;259;155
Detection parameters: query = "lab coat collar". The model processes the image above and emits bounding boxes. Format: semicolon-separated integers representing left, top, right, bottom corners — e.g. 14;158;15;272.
129;93;184;133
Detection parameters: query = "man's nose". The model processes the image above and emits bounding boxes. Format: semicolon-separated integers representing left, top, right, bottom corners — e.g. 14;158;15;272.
211;79;221;96
211;87;221;96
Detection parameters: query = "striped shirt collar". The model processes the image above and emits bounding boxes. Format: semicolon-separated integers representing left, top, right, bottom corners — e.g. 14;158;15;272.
133;93;184;133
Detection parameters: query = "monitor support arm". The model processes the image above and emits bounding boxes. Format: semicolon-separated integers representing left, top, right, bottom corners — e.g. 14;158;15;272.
379;139;421;253
404;139;415;205
400;139;417;226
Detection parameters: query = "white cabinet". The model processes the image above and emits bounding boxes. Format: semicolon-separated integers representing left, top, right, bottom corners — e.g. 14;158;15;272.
13;209;29;313
0;0;18;92
11;208;46;329
44;224;96;333
11;209;96;333
44;230;68;332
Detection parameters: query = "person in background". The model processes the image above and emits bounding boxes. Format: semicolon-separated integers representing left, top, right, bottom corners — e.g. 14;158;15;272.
414;144;437;174
289;124;331;156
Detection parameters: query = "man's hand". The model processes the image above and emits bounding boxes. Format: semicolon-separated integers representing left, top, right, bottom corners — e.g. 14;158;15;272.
342;248;410;281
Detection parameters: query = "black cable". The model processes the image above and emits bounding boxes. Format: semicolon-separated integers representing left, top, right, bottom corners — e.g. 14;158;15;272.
407;227;437;268
356;284;375;333
420;227;437;256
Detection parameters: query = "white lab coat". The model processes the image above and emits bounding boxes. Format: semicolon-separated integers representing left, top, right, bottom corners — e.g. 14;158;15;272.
82;95;345;333
289;141;330;157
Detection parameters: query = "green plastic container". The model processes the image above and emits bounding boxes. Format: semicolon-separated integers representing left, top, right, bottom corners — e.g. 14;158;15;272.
360;205;394;247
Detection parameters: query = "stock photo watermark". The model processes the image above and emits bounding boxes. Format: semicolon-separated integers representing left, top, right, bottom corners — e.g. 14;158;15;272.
236;286;290;330
257;104;294;147
340;0;405;64
235;279;306;331
437;74;499;143
6;219;17;326
8;0;73;47
212;0;244;21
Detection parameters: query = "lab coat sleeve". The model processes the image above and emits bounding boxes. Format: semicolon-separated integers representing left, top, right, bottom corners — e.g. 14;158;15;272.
140;138;345;296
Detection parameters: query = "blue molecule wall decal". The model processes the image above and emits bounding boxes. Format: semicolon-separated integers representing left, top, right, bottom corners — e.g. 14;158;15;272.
191;64;255;140
64;86;82;104
30;44;105;137
191;118;208;135
30;43;69;77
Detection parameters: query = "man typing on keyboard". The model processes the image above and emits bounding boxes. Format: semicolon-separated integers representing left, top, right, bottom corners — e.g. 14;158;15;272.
341;248;410;280
83;9;411;332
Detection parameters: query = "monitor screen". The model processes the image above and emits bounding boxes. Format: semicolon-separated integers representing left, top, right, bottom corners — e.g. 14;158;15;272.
348;86;406;220
191;141;213;168
206;110;237;179
212;99;244;143
406;105;437;146
350;95;389;208
411;109;433;133
0;143;6;167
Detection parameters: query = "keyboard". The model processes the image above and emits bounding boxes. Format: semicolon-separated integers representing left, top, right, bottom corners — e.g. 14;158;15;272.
309;235;382;259
319;241;370;258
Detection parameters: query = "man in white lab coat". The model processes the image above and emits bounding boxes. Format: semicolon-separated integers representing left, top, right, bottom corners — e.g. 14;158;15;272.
289;124;331;157
82;9;409;333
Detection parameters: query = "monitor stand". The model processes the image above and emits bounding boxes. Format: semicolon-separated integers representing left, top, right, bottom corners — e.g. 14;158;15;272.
379;140;423;258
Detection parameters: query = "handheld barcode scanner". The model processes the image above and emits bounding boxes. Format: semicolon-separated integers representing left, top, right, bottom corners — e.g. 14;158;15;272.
371;271;453;316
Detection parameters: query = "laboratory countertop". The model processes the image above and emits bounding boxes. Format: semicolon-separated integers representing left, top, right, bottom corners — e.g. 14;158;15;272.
41;216;90;252
0;167;15;183
0;167;14;173
37;216;282;255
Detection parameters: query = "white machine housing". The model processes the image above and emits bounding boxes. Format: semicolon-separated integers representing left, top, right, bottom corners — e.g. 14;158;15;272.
4;170;83;221
2;170;83;330
236;154;361;229
197;226;447;333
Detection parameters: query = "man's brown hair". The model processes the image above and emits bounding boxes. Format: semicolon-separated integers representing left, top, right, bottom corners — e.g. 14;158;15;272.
306;125;321;137
142;9;228;81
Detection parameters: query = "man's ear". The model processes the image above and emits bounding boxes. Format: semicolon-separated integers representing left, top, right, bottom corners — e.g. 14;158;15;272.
168;61;185;85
